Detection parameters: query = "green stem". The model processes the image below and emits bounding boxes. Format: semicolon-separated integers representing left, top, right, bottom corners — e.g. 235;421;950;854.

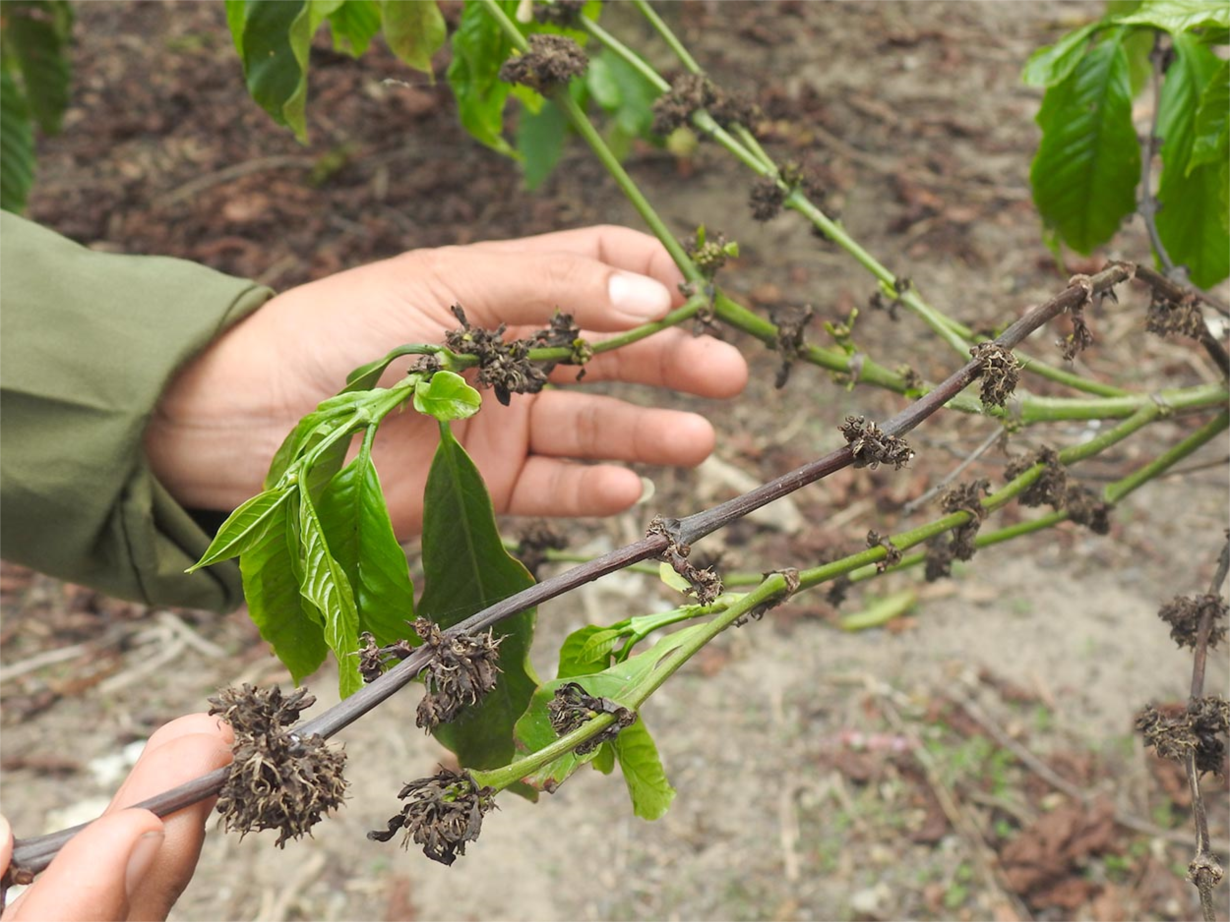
1105;410;1229;503
630;0;702;72
579;14;668;92
471;575;785;792
1020;383;1227;423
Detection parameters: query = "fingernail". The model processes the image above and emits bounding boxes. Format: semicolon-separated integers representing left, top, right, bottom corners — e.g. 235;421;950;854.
125;830;164;898
608;271;671;320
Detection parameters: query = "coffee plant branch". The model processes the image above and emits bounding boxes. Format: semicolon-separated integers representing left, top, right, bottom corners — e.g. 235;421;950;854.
12;260;1170;875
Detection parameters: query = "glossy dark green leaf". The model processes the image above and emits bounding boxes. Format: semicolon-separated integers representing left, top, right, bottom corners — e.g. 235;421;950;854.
381;0;446;76
228;0;317;142
297;489;364;697
317;453;415;646
418;423;539;771
1155;33;1229;286
326;0;380;57
516;97;568;189
1188;59;1228;173
0;70;35;213
1112;0;1230;34
610;718;674;820
239;494;330;685
189;487;292;570
413;370;482;421
0;0;73;135
446;0;515;156
1030;32;1140;254
1021;20;1103;88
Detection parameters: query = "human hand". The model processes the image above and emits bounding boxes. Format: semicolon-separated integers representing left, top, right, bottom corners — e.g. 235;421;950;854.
145;225;749;536
1;714;234;921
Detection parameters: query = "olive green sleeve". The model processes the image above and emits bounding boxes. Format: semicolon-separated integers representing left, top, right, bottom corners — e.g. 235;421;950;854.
0;213;274;612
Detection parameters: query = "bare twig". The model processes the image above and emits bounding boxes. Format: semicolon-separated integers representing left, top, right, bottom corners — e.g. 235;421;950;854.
1139;33;1178;276
1185;536;1229;921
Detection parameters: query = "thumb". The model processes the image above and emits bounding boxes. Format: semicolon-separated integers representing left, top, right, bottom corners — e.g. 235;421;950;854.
4;810;164;921
425;248;674;330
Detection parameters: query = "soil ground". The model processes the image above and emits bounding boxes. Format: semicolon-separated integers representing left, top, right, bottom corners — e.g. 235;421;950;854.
2;2;1228;921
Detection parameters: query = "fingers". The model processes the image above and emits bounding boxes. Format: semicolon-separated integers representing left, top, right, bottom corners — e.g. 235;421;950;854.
505;458;647;518
472;225;686;297
528;392;716;467
0;816;10;879
423;246;673;332
4;809;164;922
105;714;235;921
550;329;749;398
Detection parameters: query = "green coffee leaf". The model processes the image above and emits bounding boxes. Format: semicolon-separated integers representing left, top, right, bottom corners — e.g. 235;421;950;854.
0;0;73;135
1021;21;1103;88
515;626;704;806
447;0;516;156
1030;31;1140;254
418;423;539;773
325;0;380;57
0;70;35;213
265;392;365;488
610;718;674;820
1188;59;1228;173
189;487;292;571
239;495;330;685
1112;0;1230;34
591;741;615;774
516;97;569;189
1155;33;1229;286
381;0;446;76
317;453;415;646
557;624;623;678
658;561;693;595
297;488;364;697
227;0;319;142
413;370;482;421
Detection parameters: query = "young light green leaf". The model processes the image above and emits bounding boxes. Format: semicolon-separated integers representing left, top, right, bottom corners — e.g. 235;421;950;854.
265;392;364;488
1111;0;1230;34
1030;31;1140;254
229;0;319;143
325;0;380;57
658;561;693;595
297;488;364;698
413;370;482;421
0;70;35;214
0;0;73;135
225;0;247;56
418;423;539;773
516;97;569;190
239;495;330;685
317;454;415;647
381;0;446;77
557;624;624;678
515;626;702;802
189;487;292;571
446;0;515;156
591;741;615;774
1188;59;1228;173
1155;33;1229;286
1020;21;1103;88
611;718;675;820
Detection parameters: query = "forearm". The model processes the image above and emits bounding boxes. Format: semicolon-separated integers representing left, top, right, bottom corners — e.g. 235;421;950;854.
0;213;272;612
